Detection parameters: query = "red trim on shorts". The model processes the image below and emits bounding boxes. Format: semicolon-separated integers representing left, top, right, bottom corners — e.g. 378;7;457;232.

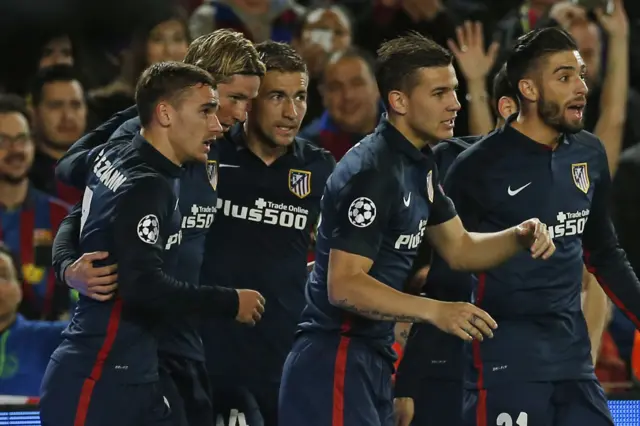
73;298;123;426
473;273;488;426
332;318;352;426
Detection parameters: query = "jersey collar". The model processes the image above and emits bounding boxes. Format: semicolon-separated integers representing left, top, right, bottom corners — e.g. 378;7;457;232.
502;114;570;153
226;123;304;166
132;133;183;177
377;114;430;163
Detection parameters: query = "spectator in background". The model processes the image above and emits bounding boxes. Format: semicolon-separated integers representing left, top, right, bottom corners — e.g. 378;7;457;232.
29;65;87;205
299;47;381;161
190;0;303;43
38;34;74;69
0;95;71;321
291;5;353;125
0;242;66;397
90;5;191;123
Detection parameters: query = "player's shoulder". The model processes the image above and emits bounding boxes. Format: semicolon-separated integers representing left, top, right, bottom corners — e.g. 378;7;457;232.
568;130;606;156
293;136;336;169
447;131;501;177
110;117;141;142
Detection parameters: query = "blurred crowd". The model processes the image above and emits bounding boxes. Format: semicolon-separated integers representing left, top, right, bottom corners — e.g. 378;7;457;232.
0;0;639;399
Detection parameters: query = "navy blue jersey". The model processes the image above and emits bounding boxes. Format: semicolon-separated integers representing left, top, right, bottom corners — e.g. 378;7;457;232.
444;119;640;389
395;136;479;398
297;116;457;360
53;112;228;362
200;123;335;384
52;134;184;383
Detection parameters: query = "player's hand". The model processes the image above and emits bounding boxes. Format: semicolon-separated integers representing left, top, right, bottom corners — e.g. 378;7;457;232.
65;252;118;302
393;397;415;426
428;300;497;342
516;218;556;259
235;289;266;326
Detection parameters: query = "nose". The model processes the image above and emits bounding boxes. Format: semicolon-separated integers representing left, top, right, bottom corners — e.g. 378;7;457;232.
209;113;223;134
283;99;298;120
576;77;588;97
448;91;462;112
232;103;247;124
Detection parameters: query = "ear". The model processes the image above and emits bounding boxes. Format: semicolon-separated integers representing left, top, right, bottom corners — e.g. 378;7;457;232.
517;78;538;103
498;96;518;120
155;103;171;127
388;90;407;115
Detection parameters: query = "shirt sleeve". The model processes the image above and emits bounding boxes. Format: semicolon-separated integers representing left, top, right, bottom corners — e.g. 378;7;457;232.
52;202;82;284
329;169;395;260
583;156;640;329
113;177;239;319
427;165;457;226
56;106;138;188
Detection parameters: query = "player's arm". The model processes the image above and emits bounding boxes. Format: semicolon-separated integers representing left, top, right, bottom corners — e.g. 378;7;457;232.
56;106;138;187
52;203;118;301
427;159;555;271
581;267;609;364
582;159;640;329
327;170;496;341
114;177;244;319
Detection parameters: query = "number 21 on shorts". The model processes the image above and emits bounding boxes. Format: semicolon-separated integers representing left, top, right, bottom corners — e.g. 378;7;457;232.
497;412;528;426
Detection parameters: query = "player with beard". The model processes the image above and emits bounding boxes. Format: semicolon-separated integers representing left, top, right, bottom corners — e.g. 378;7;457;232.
0;94;71;321
201;41;335;426
442;27;640;426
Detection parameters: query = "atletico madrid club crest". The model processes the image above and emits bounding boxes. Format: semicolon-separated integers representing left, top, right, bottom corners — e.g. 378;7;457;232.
426;170;434;202
207;160;218;191
571;163;589;194
289;169;311;199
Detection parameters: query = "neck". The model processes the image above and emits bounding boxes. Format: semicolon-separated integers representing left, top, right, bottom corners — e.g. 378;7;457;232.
140;127;182;166
388;115;432;151
510;112;561;148
0;179;29;209
243;122;288;166
0;312;16;334
38;142;66;161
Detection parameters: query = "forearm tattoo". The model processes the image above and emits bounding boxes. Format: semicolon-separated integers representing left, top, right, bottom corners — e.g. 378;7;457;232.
334;298;423;323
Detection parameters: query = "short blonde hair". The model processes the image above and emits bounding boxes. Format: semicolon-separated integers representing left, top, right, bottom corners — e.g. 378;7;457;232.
185;29;266;83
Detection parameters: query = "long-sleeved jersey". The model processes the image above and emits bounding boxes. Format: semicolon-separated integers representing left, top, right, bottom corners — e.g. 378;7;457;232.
442;119;640;389
50;133;238;383
53;109;226;362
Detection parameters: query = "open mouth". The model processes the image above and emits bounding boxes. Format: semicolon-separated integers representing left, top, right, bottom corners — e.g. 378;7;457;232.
275;125;296;134
441;118;456;128
567;102;585;119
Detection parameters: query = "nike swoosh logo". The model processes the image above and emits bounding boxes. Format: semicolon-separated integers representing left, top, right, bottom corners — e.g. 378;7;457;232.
507;182;532;196
219;164;240;168
403;193;411;207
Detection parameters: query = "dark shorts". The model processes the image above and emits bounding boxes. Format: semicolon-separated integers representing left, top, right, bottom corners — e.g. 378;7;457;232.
411;379;463;426
211;381;279;426
39;359;172;426
462;380;614;426
278;334;394;426
158;355;213;426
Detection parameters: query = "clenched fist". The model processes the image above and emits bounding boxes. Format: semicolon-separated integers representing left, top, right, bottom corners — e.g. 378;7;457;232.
516;218;555;259
429;301;497;342
235;289;266;326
